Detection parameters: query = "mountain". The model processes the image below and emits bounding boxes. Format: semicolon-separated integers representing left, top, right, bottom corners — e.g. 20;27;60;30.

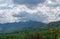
0;21;60;33
0;21;47;33
48;21;60;27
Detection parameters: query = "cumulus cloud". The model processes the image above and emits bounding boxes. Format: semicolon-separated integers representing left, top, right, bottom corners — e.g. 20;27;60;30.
13;0;45;5
0;0;60;24
13;0;46;9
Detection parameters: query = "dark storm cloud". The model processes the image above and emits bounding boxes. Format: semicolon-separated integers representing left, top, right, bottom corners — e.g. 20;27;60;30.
13;0;46;5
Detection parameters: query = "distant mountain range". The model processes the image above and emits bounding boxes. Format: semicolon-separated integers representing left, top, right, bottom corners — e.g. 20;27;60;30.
0;21;60;33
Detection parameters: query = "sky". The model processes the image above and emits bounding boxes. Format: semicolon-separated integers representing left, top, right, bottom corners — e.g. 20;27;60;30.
0;0;60;24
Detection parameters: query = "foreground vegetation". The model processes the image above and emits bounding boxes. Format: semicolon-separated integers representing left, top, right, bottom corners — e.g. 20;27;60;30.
0;26;60;39
0;22;60;39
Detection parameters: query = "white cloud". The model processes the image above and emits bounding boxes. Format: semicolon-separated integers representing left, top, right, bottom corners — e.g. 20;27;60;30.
0;0;60;24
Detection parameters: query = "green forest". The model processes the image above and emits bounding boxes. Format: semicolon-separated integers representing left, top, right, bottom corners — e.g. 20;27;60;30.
0;26;60;39
0;22;60;39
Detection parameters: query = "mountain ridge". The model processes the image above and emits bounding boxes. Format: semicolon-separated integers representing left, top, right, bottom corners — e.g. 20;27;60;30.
0;21;60;33
0;21;46;33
